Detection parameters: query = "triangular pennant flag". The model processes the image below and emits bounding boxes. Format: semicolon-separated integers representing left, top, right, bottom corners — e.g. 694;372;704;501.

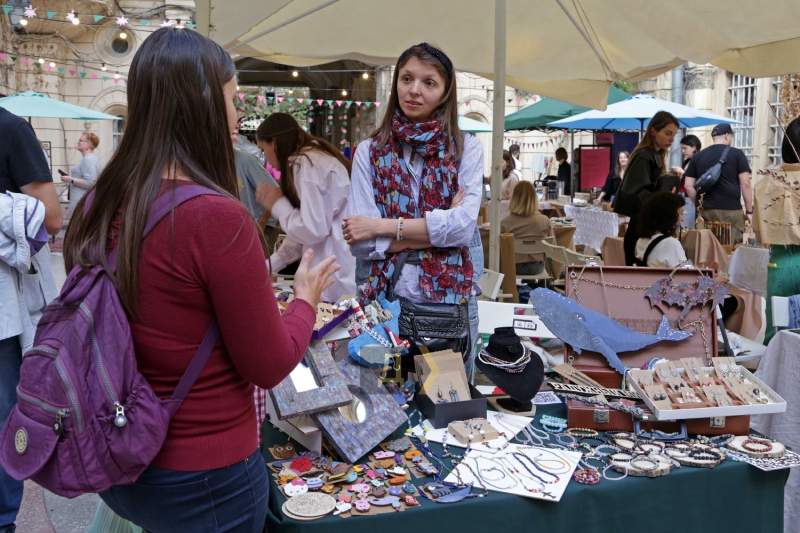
80;72;87;78
113;78;120;84
91;74;98;80
46;65;52;71
34;63;40;69
69;69;75;76
0;54;6;60
47;10;55;19
286;97;295;102
316;99;323;105
2;6;12;15
325;100;333;106
345;100;353;107
102;76;109;81
140;19;150;26
22;59;29;66
57;67;64;74
277;97;284;102
185;23;196;29
237;93;245;100
10;56;17;62
374;102;381;107
335;100;343;106
508;99;513;103
365;102;372;108
296;98;303;103
257;95;264;102
355;101;361;106
93;15;104;23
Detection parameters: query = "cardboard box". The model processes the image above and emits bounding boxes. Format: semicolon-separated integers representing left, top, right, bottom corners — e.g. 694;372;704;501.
417;384;488;429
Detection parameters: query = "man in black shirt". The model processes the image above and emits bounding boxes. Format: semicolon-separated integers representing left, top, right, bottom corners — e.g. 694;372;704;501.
684;123;752;244
0;106;62;533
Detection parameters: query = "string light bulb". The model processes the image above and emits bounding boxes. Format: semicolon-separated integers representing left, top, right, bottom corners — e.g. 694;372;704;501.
342;89;347;96
362;72;369;79
292;70;299;77
119;31;127;39
38;58;44;64
176;19;184;29
101;63;107;71
71;16;80;25
114;73;120;79
19;19;27;26
49;62;55;67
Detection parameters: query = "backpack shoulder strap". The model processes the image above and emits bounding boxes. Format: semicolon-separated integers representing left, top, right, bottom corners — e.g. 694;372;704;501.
642;234;671;265
719;146;731;164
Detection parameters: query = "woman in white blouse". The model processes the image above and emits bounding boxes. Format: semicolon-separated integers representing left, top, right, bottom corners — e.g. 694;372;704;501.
634;191;687;267
254;113;355;301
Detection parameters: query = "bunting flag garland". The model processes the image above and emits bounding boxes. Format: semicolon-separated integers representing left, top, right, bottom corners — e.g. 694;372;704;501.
2;6;13;15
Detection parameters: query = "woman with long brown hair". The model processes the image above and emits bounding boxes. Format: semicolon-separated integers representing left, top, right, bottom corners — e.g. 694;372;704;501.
612;111;680;265
255;112;355;300
594;150;629;205
501;149;520;200
341;43;484;381
64;28;337;532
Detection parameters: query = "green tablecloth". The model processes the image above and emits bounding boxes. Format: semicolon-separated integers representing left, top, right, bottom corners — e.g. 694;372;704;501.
261;403;787;533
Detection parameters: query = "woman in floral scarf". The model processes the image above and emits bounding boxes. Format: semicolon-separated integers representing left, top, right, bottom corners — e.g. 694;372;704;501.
343;43;484;381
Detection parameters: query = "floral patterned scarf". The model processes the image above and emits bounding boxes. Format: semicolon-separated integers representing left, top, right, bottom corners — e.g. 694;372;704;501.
361;112;473;305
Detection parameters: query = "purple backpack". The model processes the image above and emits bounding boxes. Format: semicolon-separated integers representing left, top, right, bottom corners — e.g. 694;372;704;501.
0;185;220;497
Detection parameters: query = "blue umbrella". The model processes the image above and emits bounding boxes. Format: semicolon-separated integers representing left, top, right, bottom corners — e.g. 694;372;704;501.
547;94;741;132
0;91;120;121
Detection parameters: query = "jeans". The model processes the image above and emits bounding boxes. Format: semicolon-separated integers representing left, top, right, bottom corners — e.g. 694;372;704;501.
465;227;483;385
100;449;268;533
0;336;22;533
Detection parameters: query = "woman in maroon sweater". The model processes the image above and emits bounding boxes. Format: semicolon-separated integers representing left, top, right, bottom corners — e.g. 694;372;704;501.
63;28;338;533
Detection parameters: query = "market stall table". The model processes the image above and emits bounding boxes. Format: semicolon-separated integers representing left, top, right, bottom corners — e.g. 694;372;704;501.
727;246;770;298
681;229;729;272
563;204;626;254
261;401;787;533
600;236;625;266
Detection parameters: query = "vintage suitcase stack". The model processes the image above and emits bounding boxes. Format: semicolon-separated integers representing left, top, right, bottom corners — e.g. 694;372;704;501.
560;265;752;435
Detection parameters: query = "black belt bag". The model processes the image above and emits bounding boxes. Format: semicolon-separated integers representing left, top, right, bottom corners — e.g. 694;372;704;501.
389;252;470;356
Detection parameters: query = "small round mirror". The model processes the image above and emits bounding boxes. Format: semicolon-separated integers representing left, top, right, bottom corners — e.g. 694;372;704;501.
338;395;368;423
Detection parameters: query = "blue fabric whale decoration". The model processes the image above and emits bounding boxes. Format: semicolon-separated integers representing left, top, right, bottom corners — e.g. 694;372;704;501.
530;288;693;374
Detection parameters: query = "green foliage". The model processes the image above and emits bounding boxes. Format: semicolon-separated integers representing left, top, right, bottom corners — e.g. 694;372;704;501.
613;81;636;95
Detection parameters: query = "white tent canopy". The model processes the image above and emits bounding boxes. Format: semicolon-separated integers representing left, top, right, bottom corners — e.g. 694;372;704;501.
195;0;800;270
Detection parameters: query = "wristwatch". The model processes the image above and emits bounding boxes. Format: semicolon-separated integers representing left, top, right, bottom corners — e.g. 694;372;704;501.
745;209;753;215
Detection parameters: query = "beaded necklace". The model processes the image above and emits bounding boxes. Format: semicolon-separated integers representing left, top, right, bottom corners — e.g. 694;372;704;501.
477;346;532;374
471;458;519;490
510;452;559;484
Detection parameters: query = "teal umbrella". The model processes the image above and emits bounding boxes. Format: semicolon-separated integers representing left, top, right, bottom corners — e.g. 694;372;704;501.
504;86;630;131
458;115;492;133
0;90;120;120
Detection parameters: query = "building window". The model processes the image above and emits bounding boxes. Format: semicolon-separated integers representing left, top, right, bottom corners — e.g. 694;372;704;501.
768;76;784;167
727;74;757;163
113;116;125;152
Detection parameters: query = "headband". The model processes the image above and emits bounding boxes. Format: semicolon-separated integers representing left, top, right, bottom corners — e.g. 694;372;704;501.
398;43;453;81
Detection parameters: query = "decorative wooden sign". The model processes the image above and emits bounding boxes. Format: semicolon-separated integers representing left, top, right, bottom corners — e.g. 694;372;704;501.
549;382;641;400
311;357;408;464
269;340;353;420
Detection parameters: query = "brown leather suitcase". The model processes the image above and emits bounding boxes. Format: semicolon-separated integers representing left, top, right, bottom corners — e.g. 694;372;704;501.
559;266;748;435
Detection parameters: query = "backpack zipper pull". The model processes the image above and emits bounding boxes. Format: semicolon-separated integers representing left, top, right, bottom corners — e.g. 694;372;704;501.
53;410;66;435
113;402;128;428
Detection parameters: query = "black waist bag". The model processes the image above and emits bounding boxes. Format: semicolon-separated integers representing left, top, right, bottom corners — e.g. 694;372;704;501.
389;252;470;356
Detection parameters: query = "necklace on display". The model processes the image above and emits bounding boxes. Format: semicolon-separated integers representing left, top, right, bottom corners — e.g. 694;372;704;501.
510;452;560;484
553;392;646;418
477;346;532;374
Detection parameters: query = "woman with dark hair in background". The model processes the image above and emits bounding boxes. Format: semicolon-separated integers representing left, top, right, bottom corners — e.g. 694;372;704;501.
64;28;338;532
501;149;520;200
342;43;484;381
555;146;571;196
634;192;687;267
255;112;356;300
612;111;680;265
671;134;702;188
594;150;629;205
754;116;800;343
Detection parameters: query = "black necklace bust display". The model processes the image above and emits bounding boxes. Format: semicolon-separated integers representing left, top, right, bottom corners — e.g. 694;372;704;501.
476;327;545;412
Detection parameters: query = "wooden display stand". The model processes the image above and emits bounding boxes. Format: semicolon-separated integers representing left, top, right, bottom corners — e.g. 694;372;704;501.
727;436;786;459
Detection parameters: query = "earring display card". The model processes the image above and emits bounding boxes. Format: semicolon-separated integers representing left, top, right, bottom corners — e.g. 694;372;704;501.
680;358;706;382
414;350;470;396
447;418;500;445
412;411;530;449
426;371;471;407
442;444;582;502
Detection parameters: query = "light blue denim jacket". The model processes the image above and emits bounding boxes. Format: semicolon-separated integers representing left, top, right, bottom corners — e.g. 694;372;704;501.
0;192;58;351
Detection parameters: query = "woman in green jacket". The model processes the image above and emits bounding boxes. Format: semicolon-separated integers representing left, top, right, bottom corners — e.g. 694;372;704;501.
613;111;680;265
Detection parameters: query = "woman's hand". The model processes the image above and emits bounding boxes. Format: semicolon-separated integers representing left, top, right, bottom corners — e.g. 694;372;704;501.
451;187;467;209
256;183;283;211
292;249;340;308
671;166;685;178
61;175;73;183
342;216;379;244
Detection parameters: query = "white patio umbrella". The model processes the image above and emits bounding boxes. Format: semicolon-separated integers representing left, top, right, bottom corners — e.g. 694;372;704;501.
195;0;800;271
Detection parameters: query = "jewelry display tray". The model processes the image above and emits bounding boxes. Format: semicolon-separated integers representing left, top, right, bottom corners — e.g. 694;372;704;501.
563;266;719;369
629;367;786;421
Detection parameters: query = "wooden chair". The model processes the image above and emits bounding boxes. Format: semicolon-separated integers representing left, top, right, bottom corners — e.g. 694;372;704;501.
771;296;790;335
564;248;604;266
512;235;557;287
